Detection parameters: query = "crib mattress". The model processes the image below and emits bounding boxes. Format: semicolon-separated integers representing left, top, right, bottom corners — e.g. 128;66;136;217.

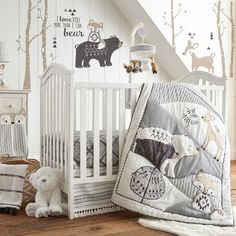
74;130;119;168
73;164;119;178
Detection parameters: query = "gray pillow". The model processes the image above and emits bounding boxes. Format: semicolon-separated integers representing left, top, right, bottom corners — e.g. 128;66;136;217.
0;163;28;209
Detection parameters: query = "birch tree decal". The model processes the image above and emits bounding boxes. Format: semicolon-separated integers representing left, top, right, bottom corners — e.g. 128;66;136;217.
16;0;50;89
38;0;50;72
221;1;235;78
163;0;186;51
213;1;226;78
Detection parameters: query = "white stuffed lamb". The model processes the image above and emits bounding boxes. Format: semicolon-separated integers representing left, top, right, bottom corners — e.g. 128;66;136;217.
25;166;64;218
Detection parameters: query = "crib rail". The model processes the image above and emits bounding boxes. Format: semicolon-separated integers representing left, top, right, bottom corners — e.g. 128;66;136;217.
179;71;227;120
73;82;141;184
40;64;142;187
40;64;74;198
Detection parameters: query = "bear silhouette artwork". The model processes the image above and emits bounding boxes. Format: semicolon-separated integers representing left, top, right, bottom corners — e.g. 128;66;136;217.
75;36;122;68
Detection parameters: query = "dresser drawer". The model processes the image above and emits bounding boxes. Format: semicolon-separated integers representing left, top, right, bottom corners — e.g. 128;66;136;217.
0;94;27;113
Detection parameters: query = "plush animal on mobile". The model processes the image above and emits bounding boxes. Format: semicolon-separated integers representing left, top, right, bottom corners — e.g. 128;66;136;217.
123;60;142;73
25;167;65;218
150;57;158;74
123;58;158;74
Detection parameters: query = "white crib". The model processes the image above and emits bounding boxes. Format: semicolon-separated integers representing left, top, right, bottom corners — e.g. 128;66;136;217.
40;63;227;219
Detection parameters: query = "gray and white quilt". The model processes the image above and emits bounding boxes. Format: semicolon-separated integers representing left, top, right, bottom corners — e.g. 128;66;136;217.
112;83;234;226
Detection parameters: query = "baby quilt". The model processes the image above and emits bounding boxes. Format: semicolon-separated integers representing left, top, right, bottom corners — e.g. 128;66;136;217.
112;83;234;226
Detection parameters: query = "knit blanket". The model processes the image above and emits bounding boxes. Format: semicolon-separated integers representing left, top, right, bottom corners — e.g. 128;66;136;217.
112;83;234;226
0;124;28;157
0;164;28;209
138;206;236;235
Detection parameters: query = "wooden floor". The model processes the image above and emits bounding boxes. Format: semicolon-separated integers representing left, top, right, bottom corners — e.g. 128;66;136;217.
1;161;236;236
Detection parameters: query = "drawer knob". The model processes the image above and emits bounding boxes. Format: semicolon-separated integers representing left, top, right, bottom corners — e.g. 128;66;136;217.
8;104;14;108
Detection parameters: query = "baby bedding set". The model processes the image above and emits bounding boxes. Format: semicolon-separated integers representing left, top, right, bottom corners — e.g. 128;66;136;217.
112;82;234;227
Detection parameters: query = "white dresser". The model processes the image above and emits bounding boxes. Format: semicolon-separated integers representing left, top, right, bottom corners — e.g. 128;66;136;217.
0;90;30;133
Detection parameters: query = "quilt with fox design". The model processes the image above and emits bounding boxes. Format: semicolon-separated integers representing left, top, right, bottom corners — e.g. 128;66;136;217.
112;82;234;226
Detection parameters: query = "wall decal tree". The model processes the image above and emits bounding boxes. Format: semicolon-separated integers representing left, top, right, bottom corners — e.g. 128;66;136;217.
221;1;235;78
213;1;226;78
162;0;186;52
38;0;50;72
16;0;50;90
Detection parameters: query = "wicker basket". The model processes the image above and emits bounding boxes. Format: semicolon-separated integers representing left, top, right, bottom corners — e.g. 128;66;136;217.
0;155;40;208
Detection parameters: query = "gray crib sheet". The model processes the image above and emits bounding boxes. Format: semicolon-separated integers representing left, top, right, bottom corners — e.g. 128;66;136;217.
74;130;119;168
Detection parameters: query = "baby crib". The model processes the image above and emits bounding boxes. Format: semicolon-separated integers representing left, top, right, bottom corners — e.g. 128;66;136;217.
40;63;227;219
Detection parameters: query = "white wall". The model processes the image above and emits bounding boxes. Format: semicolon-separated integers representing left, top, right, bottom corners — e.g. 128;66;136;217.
0;0;165;157
138;0;236;160
227;1;236;160
138;0;233;78
227;80;236;160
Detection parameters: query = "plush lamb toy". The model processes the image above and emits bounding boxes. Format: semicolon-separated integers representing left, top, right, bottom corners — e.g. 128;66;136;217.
25;166;64;218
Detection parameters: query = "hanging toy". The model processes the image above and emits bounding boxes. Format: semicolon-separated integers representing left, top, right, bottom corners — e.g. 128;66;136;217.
150;57;158;74
123;60;142;74
140;59;151;72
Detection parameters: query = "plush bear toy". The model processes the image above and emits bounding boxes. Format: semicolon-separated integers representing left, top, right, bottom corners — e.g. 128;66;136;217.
124;60;142;73
25;167;64;218
150;57;158;74
124;58;158;74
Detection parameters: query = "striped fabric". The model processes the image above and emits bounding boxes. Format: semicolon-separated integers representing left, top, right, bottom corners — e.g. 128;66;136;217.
73;163;119;178
149;83;222;122
0;124;28;157
73;181;116;212
0;164;28;209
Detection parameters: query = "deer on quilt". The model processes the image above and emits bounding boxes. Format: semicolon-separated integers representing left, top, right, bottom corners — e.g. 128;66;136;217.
201;112;224;161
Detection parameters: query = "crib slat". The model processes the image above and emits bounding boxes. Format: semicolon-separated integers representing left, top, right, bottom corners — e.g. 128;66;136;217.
102;90;107;130
49;77;53;167
52;75;56;168
119;89;126;161
106;89;113;177
80;88;87;179
93;88;100;177
211;89;216;106
64;83;69;179
64;81;67;178
130;89;136;116
56;75;60;169
205;81;210;99
216;90;222;115
60;79;64;172
46;80;50;166
41;82;45;166
112;90;117;130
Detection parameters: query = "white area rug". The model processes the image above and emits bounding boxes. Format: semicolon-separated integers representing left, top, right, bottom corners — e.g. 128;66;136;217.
138;207;236;236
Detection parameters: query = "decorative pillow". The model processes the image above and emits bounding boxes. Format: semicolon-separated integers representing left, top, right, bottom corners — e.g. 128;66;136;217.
0;163;28;209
